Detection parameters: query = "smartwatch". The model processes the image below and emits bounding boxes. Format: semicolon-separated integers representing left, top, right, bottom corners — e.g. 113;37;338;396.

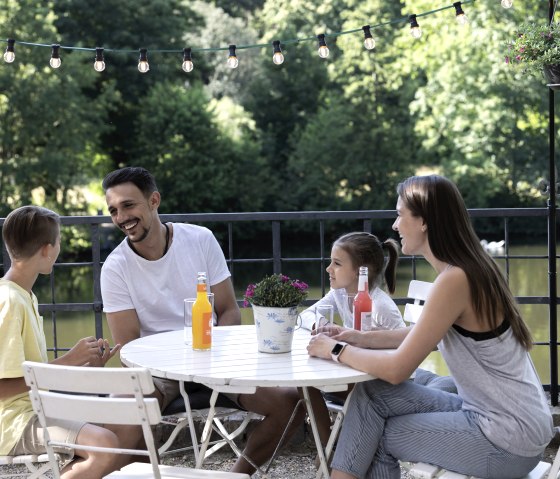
331;342;348;363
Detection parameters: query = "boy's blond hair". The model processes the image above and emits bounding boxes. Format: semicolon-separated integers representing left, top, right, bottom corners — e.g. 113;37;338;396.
2;206;60;260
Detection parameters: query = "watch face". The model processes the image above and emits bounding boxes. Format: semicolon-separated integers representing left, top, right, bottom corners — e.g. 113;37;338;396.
332;343;344;355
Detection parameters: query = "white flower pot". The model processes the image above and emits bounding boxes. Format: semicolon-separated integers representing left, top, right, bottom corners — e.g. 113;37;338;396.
252;305;298;353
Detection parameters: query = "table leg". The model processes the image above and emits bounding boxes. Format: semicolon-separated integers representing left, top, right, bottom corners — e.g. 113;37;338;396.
196;389;219;469
302;387;330;479
315;387;355;479
179;380;200;465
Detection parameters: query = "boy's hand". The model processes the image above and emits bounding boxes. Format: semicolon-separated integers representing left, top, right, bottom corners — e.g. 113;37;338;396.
60;337;121;367
88;338;121;367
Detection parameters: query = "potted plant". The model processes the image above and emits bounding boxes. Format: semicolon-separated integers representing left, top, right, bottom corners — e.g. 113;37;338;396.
506;22;560;89
243;274;309;353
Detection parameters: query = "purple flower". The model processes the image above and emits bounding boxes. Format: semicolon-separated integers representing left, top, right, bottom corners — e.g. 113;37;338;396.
245;284;255;297
515;55;522;61
292;280;308;291
505;56;510;64
280;274;290;282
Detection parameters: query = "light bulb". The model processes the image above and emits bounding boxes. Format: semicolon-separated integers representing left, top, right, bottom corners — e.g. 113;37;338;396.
453;2;469;25
362;26;376;50
4;39;15;63
182;47;194;72
138;48;149;73
317;34;329;59
456;13;468;25
227;44;238;68
93;47;105;72
501;0;513;8
364;37;376;50
409;15;422;39
272;40;284;65
50;44;61;68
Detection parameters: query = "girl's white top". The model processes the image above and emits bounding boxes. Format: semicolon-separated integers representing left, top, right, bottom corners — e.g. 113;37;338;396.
300;286;405;331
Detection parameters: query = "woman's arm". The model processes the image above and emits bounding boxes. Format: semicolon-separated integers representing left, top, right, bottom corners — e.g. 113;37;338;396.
308;267;469;383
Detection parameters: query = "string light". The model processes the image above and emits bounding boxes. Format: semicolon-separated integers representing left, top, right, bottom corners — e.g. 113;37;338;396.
362;26;376;50
49;44;61;68
94;47;105;72
501;0;513;8
4;38;15;63
1;1;476;71
138;48;149;73
272;40;284;65
317;34;329;59
409;15;422;39
227;44;238;68
182;47;193;72
453;2;468;25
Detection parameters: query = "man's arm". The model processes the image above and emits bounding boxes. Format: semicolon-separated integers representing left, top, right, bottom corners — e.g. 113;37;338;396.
211;278;241;326
106;309;141;346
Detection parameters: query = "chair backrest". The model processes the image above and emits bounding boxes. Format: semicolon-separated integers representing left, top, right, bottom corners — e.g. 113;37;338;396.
403;280;433;324
22;361;163;479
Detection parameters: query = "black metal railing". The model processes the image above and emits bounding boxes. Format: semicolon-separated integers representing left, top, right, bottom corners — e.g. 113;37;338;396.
1;208;558;405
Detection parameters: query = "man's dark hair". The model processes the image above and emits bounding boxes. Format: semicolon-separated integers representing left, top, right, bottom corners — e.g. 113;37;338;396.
102;167;158;198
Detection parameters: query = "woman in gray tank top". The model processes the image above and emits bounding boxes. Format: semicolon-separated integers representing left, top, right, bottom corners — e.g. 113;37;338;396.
307;175;554;479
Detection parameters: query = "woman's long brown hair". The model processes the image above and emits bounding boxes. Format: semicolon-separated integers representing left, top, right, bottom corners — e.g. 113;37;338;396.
397;175;533;350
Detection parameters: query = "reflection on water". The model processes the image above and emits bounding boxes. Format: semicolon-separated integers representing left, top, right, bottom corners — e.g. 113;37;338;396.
38;245;557;383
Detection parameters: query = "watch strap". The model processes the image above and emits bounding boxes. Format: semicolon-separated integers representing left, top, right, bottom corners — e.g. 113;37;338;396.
331;342;348;363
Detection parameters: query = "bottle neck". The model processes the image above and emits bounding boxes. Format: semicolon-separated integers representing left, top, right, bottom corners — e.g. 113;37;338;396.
197;282;208;294
357;274;368;292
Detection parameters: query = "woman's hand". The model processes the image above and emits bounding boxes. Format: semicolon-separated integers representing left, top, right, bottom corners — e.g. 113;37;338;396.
307;333;337;360
332;329;366;347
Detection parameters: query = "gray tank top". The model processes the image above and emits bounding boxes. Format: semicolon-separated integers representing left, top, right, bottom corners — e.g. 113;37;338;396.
438;321;554;456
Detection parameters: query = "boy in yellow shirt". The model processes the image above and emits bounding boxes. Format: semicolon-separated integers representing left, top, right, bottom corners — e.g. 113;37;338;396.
0;206;137;478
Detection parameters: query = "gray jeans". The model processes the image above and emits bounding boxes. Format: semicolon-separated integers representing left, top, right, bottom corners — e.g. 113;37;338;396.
331;379;542;479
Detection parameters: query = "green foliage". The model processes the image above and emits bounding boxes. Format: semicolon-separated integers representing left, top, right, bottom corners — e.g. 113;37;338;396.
0;0;556;236
507;22;560;76
129;82;268;213
244;274;309;307
0;0;115;216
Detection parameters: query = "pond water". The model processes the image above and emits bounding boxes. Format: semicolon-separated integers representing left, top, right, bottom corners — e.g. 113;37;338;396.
35;244;557;383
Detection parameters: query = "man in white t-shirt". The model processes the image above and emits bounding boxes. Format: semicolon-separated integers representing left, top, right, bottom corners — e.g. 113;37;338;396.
100;166;303;476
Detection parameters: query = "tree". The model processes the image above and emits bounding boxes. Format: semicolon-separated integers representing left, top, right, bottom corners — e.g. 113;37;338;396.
130;82;269;213
0;0;115;215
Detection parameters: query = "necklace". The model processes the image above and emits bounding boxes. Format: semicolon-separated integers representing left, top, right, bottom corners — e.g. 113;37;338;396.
127;223;170;260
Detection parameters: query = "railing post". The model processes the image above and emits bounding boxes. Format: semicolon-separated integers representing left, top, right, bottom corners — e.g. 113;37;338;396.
91;222;104;339
272;221;282;274
548;0;558;406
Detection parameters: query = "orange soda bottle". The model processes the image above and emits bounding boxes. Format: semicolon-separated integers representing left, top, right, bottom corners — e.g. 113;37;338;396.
192;272;212;350
353;266;372;331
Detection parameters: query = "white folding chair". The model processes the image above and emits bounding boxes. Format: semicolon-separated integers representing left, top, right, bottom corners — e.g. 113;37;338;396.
404;279;433;325
21;361;249;479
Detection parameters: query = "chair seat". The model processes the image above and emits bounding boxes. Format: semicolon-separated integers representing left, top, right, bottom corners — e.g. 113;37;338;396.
405;460;552;479
106;462;250;478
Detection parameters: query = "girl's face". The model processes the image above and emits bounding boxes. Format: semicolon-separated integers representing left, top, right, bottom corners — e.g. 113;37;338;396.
392;196;426;255
326;245;357;292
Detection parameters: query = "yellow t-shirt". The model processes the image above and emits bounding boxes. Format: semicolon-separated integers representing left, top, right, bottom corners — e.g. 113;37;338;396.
0;279;48;454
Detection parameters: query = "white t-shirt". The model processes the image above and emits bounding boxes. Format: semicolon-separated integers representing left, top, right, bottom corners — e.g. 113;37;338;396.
299;286;405;331
101;223;231;337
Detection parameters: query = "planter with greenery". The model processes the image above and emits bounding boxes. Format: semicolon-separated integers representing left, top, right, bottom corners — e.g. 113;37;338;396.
507;22;560;89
